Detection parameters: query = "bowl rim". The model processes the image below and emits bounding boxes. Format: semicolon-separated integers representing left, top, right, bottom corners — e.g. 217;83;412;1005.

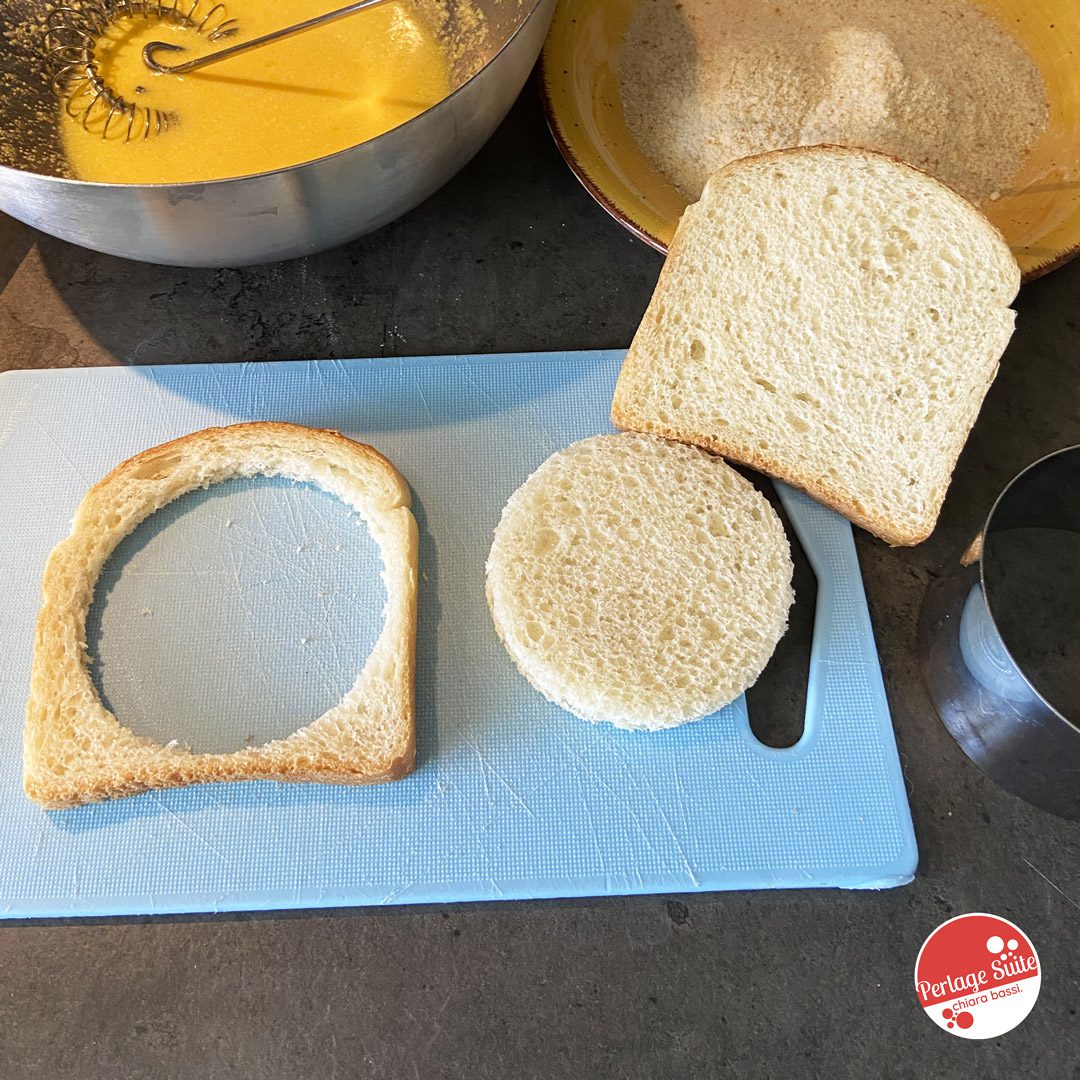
0;0;550;191
537;48;668;255
537;0;1080;282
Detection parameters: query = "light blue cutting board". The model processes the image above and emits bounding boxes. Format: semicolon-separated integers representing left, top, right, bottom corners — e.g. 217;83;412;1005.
0;350;916;917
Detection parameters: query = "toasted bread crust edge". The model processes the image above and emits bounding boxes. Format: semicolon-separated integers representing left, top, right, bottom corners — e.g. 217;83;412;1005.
610;405;932;546
24;754;417;811
24;421;418;808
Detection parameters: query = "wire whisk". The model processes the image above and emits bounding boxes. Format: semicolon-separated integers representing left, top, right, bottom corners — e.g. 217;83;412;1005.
43;0;239;141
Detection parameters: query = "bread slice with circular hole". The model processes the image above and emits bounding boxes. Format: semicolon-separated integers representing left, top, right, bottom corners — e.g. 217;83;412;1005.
23;422;418;808
486;433;794;730
611;145;1021;546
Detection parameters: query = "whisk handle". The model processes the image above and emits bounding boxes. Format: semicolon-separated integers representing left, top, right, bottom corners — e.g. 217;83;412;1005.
142;0;395;74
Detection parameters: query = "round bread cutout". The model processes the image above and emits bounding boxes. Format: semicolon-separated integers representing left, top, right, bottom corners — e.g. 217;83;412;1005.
486;433;795;730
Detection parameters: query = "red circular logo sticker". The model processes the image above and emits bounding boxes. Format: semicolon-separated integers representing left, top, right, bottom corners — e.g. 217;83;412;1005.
915;913;1040;1039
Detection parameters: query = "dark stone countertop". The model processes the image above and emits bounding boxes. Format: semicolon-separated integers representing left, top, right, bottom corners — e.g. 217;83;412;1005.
0;86;1078;1080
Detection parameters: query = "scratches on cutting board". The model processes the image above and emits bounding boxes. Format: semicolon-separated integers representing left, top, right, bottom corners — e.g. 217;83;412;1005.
144;367;178;431
574;762;609;877
222;534;277;700
554;733;658;856
148;793;229;864
639;779;700;887
30;415;93;486
282;483;309;548
207;365;235;416
414;376;437;428
281;484;377;704
669;755;692;851
247;481;275;551
303;631;352;710
380;881;416;905
0;388;31;452
610;740;700;887
214;517;315;580
112;568;228;579
461;371;501;411
315;357;340;399
461;733;535;818
32;817;49;862
531;414;563;459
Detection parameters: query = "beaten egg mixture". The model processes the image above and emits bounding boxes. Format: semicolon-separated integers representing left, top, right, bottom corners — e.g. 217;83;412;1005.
60;0;453;183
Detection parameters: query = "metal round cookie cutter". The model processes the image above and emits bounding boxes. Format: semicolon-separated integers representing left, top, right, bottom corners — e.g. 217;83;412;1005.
919;445;1080;820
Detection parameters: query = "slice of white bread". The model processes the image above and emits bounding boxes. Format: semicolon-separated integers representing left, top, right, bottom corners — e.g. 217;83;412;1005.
611;145;1021;546
486;433;794;730
24;422;419;808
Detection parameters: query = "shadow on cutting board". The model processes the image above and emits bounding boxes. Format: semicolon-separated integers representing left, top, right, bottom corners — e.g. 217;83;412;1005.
743;478;817;750
110;349;603;436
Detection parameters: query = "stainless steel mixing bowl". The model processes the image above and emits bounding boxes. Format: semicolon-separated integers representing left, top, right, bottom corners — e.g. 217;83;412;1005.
0;0;554;266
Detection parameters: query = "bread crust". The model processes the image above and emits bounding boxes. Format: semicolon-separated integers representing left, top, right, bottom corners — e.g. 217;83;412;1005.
611;404;932;546
24;422;418;808
612;145;1019;547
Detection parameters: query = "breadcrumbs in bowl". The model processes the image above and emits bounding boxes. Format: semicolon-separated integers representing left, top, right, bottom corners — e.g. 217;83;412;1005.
541;0;1080;279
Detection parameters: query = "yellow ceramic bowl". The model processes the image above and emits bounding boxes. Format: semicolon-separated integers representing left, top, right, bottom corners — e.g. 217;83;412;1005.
540;0;1080;279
